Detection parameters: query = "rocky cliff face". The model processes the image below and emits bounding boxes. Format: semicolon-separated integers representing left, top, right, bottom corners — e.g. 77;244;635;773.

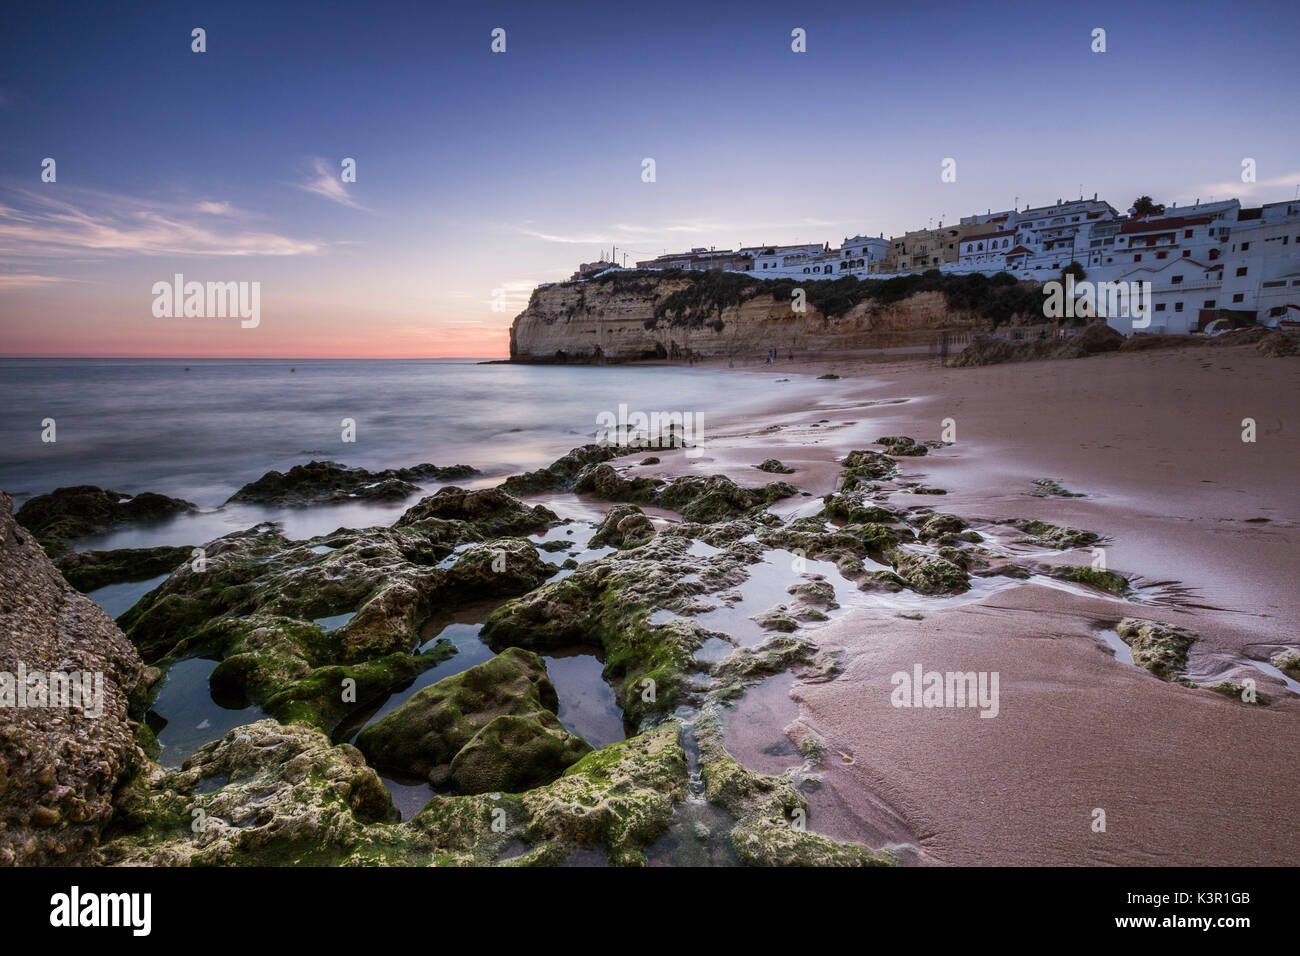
0;492;148;865
510;272;1019;362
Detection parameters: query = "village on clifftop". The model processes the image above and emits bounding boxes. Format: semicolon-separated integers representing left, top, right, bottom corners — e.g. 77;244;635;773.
556;194;1300;336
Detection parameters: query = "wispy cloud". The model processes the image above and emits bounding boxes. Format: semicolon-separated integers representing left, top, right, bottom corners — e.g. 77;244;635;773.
510;216;856;250
0;272;75;289
1185;170;1300;202
0;185;323;259
296;157;366;209
195;200;235;215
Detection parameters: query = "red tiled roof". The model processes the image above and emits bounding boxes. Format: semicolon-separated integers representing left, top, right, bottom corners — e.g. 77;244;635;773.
1120;216;1212;235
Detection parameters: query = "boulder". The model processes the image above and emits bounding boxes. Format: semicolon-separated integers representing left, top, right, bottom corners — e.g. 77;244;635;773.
0;492;148;865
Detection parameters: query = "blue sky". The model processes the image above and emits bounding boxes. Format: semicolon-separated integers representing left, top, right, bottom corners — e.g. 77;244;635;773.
2;0;1298;356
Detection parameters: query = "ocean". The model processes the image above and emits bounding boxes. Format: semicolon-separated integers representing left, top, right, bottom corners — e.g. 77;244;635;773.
0;357;823;549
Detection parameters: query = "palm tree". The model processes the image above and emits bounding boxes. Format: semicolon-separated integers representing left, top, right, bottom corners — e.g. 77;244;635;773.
1131;196;1165;217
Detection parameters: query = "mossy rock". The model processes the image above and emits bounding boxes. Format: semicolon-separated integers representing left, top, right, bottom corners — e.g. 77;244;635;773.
15;485;197;557
450;714;592;795
355;647;575;786
916;513;967;542
875;435;927;457
256;640;458;731
888;550;970;595
1116;618;1197;680
55;545;195;592
1013;519;1098;549
573;463;662;504
839;450;897;486
588;504;656;550
1270;649;1300;681
1051;565;1129;595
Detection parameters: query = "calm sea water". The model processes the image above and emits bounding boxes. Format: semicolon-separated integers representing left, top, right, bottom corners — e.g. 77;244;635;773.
0;358;826;548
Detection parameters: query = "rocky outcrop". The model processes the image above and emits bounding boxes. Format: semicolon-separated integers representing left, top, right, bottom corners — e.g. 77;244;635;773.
0;493;148;865
509;272;1030;362
55;545;194;593
15;486;197;557
355;647;591;793
100;719;410;866
119;487;557;733
1116;618;1197;680
226;460;478;507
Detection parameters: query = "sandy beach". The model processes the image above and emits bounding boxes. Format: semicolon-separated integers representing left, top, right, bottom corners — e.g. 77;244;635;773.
614;342;1300;865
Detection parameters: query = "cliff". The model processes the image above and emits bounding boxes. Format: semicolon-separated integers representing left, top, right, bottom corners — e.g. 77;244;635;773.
509;270;1044;363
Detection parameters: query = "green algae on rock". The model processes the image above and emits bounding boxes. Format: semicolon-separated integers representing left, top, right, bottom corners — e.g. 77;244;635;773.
657;474;797;523
1029;478;1084;498
886;549;970;595
99;719;413;866
875;435;928;457
755;458;796;474
16;485;198;557
573;463;663;504
355;647;590;793
119;488;557;732
1050;565;1129;595
1013;519;1099;550
226;460;479;506
412;722;688;866
1205;682;1270;706
55;544;195;592
1271;649;1300;680
101;718;690;867
588;504;656;549
839;449;898;486
499;443;621;496
1116;618;1197;680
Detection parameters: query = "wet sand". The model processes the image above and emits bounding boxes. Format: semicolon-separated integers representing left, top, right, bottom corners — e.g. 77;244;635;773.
609;343;1299;865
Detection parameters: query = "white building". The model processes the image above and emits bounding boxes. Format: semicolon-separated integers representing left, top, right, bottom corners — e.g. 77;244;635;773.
958;230;1016;267
1110;257;1220;335
838;235;889;273
750;243;825;272
1215;201;1300;326
1000;197;1120;274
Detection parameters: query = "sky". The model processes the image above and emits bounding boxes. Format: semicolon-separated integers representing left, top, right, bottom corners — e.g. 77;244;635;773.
1;0;1298;358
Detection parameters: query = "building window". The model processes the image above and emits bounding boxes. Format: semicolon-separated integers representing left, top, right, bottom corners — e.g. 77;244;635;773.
1134;254;1142;262
1203;300;1215;308
1157;252;1167;259
1241;242;1250;251
1233;294;1245;303
1155;303;1166;312
1262;280;1285;288
1236;267;1248;277
1174;302;1183;312
1184;229;1193;238
1182;250;1191;257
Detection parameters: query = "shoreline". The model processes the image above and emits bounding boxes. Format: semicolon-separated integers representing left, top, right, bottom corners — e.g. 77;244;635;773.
621;342;1298;864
